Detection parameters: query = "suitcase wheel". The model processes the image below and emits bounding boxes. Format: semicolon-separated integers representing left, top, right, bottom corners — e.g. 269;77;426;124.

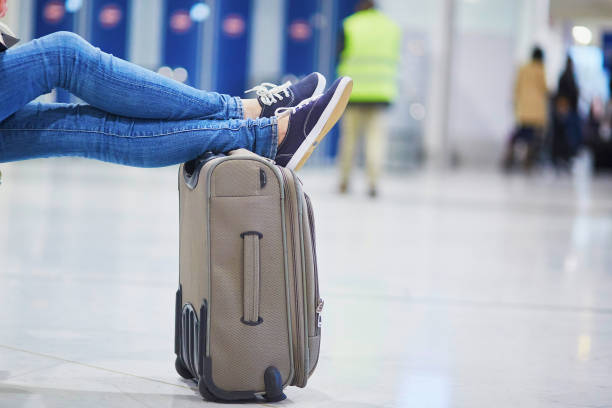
175;356;193;380
264;366;286;402
198;378;219;402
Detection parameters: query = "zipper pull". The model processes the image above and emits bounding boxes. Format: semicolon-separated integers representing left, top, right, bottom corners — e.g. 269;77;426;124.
316;299;324;313
316;300;324;328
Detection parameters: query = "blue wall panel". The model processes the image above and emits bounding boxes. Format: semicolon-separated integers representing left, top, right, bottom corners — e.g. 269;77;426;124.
34;0;75;37
282;0;320;78
89;0;130;59
162;0;204;88
34;0;77;102
212;0;253;96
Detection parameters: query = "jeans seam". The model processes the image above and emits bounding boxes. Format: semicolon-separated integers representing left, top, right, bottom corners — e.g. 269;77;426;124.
267;117;278;158
1;124;277;139
232;97;244;120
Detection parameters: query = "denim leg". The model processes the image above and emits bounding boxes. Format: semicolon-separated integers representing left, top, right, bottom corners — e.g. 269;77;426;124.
0;31;243;123
0;103;277;168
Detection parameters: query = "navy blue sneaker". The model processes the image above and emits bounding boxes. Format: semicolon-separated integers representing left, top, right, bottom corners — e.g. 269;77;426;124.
275;76;353;171
245;72;326;118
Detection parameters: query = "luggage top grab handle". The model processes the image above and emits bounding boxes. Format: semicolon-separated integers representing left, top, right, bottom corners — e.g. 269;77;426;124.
228;149;276;164
183;150;273;190
183;152;226;190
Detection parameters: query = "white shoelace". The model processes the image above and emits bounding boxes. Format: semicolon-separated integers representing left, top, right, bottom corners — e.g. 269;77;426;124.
245;81;292;106
274;94;320;118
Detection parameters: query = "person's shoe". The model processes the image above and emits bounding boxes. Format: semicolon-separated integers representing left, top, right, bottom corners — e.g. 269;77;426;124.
275;76;353;171
339;182;348;194
368;187;378;198
245;72;326;118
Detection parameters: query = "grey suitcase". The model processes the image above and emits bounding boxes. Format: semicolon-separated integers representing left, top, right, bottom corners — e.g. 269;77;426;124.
174;149;323;402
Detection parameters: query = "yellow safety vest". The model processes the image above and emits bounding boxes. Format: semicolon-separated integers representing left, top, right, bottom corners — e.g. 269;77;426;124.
337;9;400;103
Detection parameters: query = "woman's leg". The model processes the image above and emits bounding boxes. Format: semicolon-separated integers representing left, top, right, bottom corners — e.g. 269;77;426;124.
0;103;277;167
0;31;243;123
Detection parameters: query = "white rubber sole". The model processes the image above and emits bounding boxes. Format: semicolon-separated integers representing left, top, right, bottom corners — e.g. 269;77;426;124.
286;77;353;171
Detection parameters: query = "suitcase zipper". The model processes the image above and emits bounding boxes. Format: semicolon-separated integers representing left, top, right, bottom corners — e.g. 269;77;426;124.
281;169;306;386
304;194;322;336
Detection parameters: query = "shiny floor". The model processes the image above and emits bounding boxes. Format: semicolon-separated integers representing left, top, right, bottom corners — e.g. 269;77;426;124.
1;158;612;407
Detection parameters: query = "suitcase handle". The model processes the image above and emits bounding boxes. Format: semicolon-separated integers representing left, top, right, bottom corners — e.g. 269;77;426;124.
240;231;263;326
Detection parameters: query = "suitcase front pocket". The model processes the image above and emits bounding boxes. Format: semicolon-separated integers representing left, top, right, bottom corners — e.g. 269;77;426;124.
206;164;292;394
241;231;263;325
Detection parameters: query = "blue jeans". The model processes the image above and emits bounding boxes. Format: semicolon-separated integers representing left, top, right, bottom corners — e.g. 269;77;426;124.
0;32;277;167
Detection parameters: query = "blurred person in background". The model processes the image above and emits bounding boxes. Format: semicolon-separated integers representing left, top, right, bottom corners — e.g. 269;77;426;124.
502;46;548;173
551;56;582;169
583;97;604;147
585;79;612;171
336;0;400;198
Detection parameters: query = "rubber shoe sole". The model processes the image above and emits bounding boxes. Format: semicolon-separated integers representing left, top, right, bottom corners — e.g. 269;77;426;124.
286;77;353;171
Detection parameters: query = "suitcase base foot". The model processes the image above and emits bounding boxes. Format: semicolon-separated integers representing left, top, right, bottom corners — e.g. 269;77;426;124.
198;378;220;402
264;366;286;402
175;356;193;380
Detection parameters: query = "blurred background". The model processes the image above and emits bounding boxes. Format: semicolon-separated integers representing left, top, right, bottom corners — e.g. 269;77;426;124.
2;1;612;407
4;0;612;171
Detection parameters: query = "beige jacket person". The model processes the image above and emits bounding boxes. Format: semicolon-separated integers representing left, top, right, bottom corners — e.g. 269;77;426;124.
514;61;548;127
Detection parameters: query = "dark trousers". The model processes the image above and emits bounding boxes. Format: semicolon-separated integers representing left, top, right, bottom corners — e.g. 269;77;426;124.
502;125;543;171
551;111;582;167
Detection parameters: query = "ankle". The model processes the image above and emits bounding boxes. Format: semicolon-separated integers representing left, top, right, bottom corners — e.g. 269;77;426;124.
277;116;289;146
242;99;262;119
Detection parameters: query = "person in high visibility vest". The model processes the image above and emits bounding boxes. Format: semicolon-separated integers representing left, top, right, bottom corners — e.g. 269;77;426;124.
337;0;400;197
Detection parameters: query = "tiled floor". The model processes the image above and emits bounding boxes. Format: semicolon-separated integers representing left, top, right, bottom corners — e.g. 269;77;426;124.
1;158;612;407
